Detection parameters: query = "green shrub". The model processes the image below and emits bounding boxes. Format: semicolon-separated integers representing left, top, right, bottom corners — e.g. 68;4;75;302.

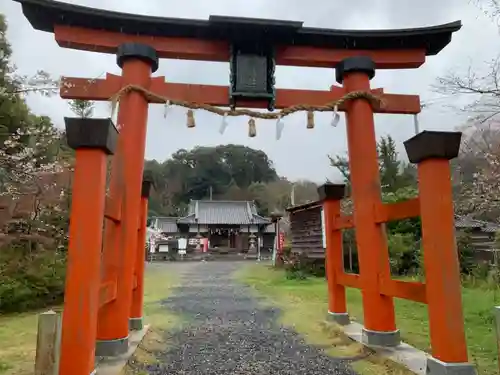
387;233;421;275
457;231;475;275
0;243;66;313
283;252;325;279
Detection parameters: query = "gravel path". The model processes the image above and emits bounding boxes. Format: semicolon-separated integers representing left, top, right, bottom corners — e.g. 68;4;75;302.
144;261;356;375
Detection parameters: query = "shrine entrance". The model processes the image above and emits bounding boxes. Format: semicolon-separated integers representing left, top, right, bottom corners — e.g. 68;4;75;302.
14;0;475;374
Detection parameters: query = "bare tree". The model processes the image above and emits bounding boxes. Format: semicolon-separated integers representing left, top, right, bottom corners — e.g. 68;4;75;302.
432;1;500;220
471;0;500;27
433;1;500;122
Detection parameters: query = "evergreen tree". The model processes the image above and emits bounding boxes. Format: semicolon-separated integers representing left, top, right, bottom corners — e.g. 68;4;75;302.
329;135;416;193
68;99;95;118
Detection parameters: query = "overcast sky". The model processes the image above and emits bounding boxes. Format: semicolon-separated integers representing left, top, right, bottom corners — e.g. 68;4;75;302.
2;0;497;182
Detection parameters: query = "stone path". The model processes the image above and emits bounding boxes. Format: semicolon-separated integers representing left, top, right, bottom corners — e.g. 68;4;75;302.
143;262;356;375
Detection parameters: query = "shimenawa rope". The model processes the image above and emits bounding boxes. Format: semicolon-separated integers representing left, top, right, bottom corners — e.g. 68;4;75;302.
109;84;385;138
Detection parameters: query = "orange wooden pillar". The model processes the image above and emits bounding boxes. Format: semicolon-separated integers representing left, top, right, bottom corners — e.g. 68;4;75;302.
129;178;152;330
95;43;158;356
59;118;118;375
95;129;124;352
336;56;399;346
404;131;476;374
318;183;350;325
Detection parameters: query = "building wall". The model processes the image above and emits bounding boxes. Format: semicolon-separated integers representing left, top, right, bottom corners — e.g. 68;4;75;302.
289;205;325;259
287;207;500;265
457;228;498;265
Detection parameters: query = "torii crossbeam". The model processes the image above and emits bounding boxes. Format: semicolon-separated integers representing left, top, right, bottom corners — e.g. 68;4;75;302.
60;74;421;114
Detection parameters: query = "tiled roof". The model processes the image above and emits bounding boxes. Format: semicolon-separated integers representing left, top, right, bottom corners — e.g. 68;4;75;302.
455;215;500;233
154;217;179;233
177;200;271;225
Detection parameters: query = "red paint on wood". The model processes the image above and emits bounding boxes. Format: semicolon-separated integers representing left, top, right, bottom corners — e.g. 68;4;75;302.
131;198;148;320
343;71;396;333
54;25;427;69
59;149;107;375
418;159;469;363
60;76;421;114
324;199;348;315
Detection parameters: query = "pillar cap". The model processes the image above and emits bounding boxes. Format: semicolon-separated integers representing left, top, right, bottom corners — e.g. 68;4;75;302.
404;130;462;164
317;183;346;201
335;56;376;84
117;43;159;73
64;117;118;155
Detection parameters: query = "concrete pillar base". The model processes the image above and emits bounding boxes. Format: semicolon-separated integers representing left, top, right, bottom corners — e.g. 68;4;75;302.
327;311;350;325
129;317;144;331
95;336;129;357
426;356;477;375
361;327;401;347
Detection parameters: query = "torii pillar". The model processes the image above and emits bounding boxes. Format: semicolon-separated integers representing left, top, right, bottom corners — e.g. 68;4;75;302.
96;43;158;356
337;56;399;346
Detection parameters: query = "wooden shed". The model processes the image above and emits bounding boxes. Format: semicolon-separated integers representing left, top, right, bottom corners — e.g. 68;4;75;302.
286;201;325;259
455;215;500;265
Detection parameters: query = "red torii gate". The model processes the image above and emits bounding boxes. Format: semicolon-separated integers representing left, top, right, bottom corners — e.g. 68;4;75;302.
14;0;474;374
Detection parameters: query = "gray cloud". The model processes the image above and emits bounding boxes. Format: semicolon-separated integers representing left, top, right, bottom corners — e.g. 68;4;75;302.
2;0;497;182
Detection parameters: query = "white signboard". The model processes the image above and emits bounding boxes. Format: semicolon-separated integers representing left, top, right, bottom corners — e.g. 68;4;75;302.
321;208;326;248
178;238;187;250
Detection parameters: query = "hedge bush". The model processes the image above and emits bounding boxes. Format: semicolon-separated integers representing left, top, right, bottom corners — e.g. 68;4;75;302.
0;242;66;313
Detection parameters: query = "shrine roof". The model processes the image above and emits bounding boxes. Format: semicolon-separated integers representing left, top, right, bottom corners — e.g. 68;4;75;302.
177;200;270;225
153;217;179;233
15;0;461;55
286;200;322;213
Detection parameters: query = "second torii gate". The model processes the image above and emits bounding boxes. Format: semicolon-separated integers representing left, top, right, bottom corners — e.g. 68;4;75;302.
14;0;475;374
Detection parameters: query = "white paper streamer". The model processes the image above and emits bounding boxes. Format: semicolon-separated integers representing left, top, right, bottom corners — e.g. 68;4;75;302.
413;114;420;134
163;100;171;118
331;105;340;127
276;116;284;140
219;112;229;134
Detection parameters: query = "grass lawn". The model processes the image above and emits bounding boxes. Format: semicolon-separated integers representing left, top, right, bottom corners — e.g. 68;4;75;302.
0;264;180;375
236;263;500;375
124;264;182;374
142;264;181;331
0;310;42;375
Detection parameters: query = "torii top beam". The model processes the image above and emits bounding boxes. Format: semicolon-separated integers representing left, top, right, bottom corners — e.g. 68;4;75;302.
15;0;461;69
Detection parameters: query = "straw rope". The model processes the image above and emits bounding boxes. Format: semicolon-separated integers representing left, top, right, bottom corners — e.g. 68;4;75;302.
109;84;384;120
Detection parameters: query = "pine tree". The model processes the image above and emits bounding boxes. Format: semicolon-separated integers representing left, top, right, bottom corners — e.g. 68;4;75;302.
68;99;95;118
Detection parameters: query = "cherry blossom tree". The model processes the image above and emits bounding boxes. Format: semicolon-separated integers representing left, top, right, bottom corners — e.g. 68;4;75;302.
453;122;500;220
0;13;71;252
432;2;500;220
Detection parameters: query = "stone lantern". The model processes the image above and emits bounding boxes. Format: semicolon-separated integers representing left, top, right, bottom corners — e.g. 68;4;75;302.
248;232;257;251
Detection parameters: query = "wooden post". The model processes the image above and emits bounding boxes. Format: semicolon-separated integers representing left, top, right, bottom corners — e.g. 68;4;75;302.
95;42;157;356
404;131;476;374
318;183;350;325
130;179;152;331
35;310;62;375
270;212;283;266
337;56;399;346
59;118;118;375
